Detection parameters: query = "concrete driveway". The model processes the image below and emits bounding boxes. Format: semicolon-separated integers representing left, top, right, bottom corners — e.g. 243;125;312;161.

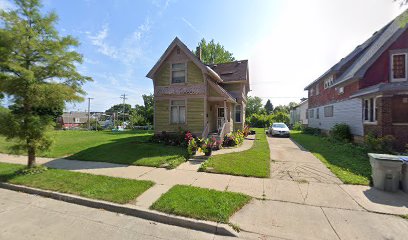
230;135;408;240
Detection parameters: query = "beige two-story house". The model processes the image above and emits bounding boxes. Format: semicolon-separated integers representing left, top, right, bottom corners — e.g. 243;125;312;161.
146;37;249;138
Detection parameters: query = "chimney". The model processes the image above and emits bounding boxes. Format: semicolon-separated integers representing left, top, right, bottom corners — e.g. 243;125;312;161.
196;46;202;61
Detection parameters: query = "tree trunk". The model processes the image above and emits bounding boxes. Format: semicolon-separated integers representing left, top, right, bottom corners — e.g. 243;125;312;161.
27;146;36;168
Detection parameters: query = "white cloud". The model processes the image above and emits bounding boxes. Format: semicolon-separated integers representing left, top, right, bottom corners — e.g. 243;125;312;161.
0;0;13;10
88;18;152;66
181;17;204;37
249;0;407;106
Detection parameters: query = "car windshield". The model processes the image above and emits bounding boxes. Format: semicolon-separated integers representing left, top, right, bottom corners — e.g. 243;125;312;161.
272;123;287;128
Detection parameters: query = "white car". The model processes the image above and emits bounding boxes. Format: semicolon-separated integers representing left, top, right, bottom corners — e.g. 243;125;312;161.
269;123;290;137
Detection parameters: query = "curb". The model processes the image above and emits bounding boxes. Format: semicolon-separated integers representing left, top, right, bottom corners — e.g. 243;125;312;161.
0;183;238;237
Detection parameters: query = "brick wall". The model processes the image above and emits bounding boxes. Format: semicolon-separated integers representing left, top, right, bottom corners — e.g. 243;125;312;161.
308;81;360;108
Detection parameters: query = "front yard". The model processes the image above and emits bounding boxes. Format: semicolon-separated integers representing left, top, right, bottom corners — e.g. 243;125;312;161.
150;185;251;223
0;130;187;169
200;128;270;178
0;162;154;204
290;131;371;185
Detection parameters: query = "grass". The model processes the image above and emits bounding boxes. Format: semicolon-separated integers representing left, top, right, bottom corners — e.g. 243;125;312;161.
0;130;187;169
200;128;270;178
150;185;251;223
0;162;154;204
290;131;371;185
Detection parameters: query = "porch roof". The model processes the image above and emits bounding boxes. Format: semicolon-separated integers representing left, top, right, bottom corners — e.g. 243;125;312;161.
350;82;408;98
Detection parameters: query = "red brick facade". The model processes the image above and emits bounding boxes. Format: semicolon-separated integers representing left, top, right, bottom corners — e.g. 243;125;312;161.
308;80;360;108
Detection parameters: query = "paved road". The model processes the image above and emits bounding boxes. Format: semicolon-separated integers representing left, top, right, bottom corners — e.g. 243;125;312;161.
0;188;269;240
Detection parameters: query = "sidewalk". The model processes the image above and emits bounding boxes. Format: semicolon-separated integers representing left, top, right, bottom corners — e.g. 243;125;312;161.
2;135;408;239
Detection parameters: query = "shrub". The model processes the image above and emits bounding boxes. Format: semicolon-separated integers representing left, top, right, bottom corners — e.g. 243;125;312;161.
243;125;250;137
330;123;352;142
223;131;244;147
187;138;198;156
303;127;321;135
292;122;304;131
364;132;396;154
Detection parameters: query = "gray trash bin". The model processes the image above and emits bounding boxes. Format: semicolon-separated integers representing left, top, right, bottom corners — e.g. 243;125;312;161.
368;153;403;192
400;157;408;193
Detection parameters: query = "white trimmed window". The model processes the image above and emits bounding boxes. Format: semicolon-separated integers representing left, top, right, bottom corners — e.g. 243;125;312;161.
316;108;320;119
310;88;314;96
315;84;319;95
235;105;242;123
324;75;334;89
171;63;186;83
324;106;333;117
391;53;407;82
74;118;80;123
363;98;377;123
170;100;186;124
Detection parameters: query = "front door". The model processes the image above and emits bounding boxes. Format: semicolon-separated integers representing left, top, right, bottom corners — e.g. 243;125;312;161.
217;107;225;131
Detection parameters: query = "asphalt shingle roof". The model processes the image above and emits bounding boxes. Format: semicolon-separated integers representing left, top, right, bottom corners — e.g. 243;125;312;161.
208;60;248;82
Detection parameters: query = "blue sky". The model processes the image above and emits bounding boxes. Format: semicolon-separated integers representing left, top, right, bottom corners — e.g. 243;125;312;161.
0;0;406;112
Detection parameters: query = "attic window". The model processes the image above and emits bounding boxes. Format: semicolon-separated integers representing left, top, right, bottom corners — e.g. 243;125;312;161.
324;75;334;89
171;63;186;83
391;53;407;81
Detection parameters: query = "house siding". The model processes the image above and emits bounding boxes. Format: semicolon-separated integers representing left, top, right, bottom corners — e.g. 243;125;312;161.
362;29;408;88
308;81;360;108
154;98;204;135
308;98;363;136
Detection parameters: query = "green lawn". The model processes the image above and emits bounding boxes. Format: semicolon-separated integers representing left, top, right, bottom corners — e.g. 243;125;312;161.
150;185;251;223
290;131;371;185
0;162;154;204
0;130;187;169
200;128;270;178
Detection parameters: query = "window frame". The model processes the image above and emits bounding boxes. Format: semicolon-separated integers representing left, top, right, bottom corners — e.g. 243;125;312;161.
169;99;187;124
390;52;408;82
315;84;320;95
170;62;187;84
324;75;334;89
235;104;242;123
324;105;334;117
363;97;377;124
74;118;80;123
316;108;320;119
309;109;314;119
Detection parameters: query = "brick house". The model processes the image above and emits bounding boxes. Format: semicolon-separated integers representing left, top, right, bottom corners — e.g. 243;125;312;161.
304;12;408;150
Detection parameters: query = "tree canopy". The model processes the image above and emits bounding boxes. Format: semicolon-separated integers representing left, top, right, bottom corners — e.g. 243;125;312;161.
194;38;235;64
246;96;263;117
0;0;92;167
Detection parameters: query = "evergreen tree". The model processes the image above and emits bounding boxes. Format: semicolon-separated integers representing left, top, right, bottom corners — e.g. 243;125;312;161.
0;0;92;167
264;99;274;114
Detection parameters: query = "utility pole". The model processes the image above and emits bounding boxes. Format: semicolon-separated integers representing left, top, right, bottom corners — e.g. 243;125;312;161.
87;97;94;130
120;93;128;127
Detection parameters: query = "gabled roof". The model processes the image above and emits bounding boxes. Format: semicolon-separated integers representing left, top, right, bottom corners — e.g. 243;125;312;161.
208;80;237;103
146;37;222;82
208;60;249;83
305;10;408;90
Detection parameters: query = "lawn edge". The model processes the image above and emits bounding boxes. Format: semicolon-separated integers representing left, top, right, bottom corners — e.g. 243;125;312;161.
0;182;239;237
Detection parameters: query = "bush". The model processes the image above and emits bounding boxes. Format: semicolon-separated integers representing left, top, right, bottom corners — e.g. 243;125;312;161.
223;131;244;147
364;132;396;154
292;122;304;131
330;123;352;142
302;127;321;135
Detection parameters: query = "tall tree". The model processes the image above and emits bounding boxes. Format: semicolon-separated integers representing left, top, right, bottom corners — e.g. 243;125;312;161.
246;96;263;117
194;38;235;64
0;0;92;168
105;104;132;118
134;94;153;125
264;99;274;115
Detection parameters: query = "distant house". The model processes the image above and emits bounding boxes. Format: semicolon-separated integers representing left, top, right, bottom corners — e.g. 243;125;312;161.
146;37;249;138
58;112;89;129
290;99;308;126
304;12;408;150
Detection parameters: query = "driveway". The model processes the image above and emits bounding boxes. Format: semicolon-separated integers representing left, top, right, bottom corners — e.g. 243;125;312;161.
230;135;408;240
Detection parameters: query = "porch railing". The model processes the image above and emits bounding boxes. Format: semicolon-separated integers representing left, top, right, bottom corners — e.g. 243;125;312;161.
219;121;230;140
202;122;209;138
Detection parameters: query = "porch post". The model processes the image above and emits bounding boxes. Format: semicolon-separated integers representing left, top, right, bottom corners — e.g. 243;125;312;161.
223;100;227;124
